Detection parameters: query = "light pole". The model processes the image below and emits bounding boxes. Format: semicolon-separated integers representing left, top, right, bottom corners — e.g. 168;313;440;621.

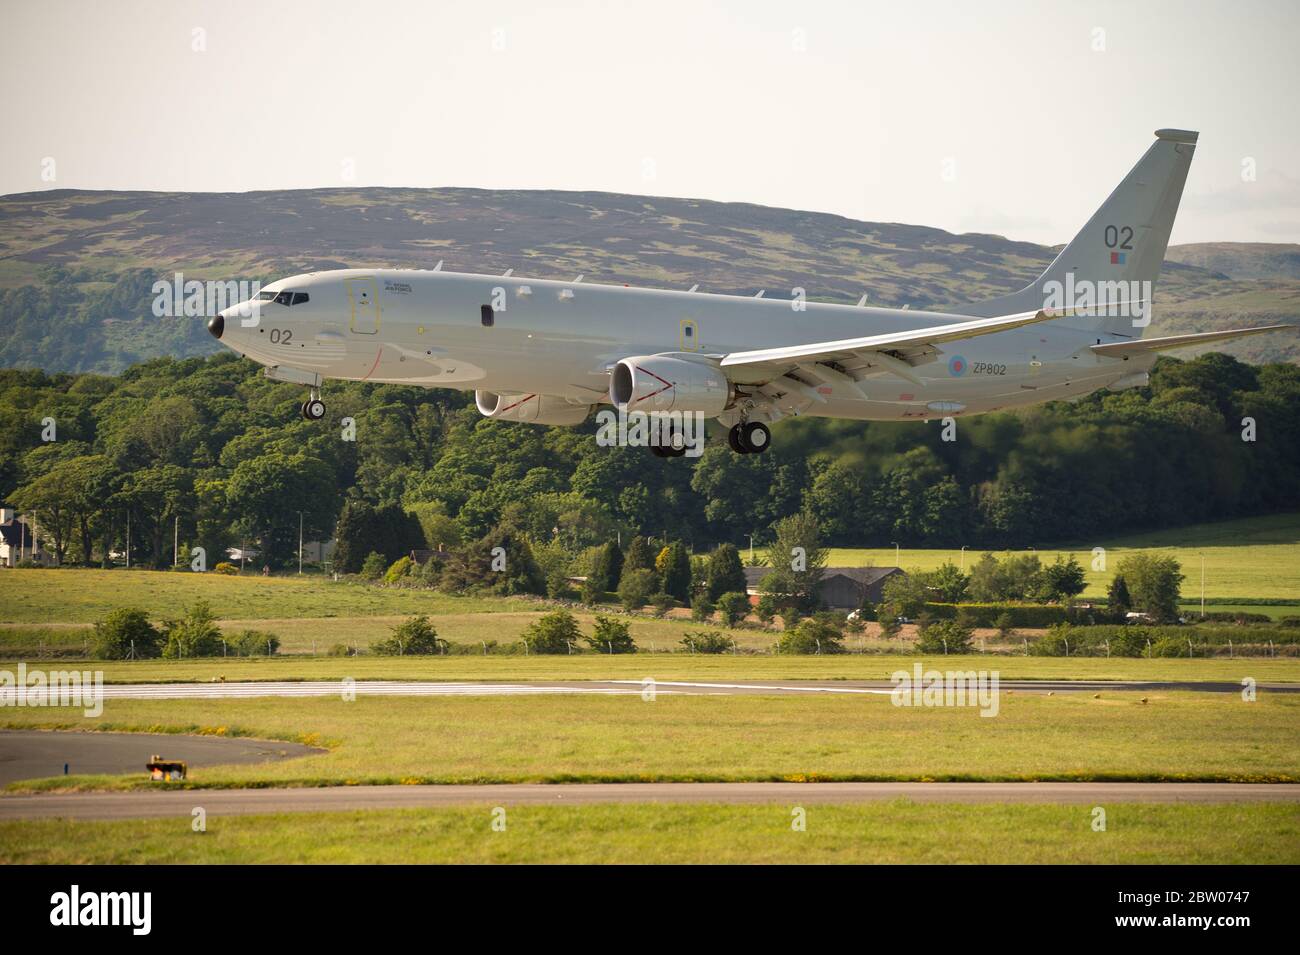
747;533;755;564
891;541;900;566
1200;553;1205;618
960;545;968;570
298;512;304;575
174;515;179;569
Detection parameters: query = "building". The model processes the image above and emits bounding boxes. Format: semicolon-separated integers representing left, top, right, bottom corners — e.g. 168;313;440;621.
743;566;905;610
0;507;47;567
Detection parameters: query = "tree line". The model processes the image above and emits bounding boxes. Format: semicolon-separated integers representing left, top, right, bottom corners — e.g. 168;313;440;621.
1;349;1297;568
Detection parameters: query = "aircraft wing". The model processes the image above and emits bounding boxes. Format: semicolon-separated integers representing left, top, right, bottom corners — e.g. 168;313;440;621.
1090;324;1296;357
719;307;1062;373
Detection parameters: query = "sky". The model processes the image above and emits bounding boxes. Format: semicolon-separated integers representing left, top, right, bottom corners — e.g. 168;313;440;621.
2;0;1298;245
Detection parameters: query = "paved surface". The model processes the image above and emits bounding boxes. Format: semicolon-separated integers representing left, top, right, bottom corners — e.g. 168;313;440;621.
80;678;1297;700
1;782;1297;820
0;731;322;786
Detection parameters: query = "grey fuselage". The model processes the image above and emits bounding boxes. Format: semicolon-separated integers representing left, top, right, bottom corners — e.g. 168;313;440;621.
217;268;1150;420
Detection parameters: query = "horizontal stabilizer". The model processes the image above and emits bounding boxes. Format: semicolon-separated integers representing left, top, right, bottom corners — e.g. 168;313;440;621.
1090;324;1296;357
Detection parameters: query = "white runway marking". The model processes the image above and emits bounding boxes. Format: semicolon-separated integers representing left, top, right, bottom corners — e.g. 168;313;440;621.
95;682;659;700
608;680;894;695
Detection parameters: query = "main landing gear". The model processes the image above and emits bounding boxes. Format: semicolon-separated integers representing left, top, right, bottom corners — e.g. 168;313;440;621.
728;421;770;454
300;390;326;421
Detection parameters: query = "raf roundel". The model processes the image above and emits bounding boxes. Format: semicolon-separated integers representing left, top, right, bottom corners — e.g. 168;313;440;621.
948;355;968;377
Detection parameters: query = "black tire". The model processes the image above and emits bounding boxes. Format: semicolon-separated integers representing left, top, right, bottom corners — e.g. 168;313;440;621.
728;424;748;454
305;399;326;420
650;444;670;458
741;421;770;453
299;400;311;421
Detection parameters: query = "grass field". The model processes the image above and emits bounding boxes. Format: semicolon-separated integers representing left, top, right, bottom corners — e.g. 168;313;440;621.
826;512;1300;601
4;653;1297;684
0;570;524;625
4;690;1297;789
3;802;1295;863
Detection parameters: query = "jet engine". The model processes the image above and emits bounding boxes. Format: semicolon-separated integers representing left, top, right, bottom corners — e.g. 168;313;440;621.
475;391;593;426
609;355;732;416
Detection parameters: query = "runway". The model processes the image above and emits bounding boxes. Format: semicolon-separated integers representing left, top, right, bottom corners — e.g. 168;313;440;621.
2;781;1297;820
81;678;1296;700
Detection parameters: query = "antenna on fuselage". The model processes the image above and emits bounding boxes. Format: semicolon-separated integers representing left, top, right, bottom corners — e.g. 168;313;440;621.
433;260;443;271
688;284;699;293
754;290;765;298
502;268;514;277
857;293;868;307
573;274;584;283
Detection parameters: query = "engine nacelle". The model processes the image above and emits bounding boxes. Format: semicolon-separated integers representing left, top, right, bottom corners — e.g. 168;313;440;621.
475;391;593;426
609;355;732;416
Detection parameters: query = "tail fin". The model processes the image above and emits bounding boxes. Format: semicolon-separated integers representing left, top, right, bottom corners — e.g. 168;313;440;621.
964;129;1198;336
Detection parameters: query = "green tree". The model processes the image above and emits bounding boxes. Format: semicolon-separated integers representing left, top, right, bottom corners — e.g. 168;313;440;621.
761;511;827;613
1115;553;1184;622
1039;555;1087;601
617;568;657;611
162;601;222;658
586;615;636;654
916;619;974;654
372;616;444;655
705;543;747;600
588;540;624;593
928;561;970;602
92;608;163;660
716;591;750;627
1108;573;1132;614
658;540;692;602
521;609;581;654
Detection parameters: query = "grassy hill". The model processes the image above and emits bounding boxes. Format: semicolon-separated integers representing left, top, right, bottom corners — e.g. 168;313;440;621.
2;187;1297;372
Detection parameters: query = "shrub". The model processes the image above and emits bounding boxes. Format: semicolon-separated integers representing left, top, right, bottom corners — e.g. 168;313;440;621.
162;601;223;658
327;642;358;657
372;615;444;655
359;551;387;580
617;568;657;611
680;630;734;654
226;629;280;656
915;619;974;654
579;576;607;604
521;610;581;654
754;593;778;624
716;591;750;628
649;592;676;617
705;543;747;600
586;615;636;654
213;561;239;576
384;556;413;583
776;618;845;654
690;595;715;622
92;608;163;660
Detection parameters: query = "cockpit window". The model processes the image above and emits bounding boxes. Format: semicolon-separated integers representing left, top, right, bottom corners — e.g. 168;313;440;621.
266;290;310;306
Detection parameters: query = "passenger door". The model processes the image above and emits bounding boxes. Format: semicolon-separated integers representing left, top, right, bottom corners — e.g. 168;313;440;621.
347;277;380;334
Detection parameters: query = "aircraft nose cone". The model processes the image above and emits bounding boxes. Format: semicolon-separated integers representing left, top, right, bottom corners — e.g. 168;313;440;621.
207;313;224;340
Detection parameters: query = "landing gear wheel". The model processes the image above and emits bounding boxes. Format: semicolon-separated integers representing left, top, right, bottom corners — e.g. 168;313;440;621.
740;421;770;453
303;398;326;421
728;425;747;454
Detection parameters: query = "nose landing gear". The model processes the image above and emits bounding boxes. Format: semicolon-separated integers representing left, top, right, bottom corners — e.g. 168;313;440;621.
728;421;770;454
300;391;326;421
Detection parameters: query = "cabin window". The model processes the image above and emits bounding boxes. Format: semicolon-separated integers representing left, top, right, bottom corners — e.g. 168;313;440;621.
257;290;276;301
480;304;494;327
291;292;309;305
